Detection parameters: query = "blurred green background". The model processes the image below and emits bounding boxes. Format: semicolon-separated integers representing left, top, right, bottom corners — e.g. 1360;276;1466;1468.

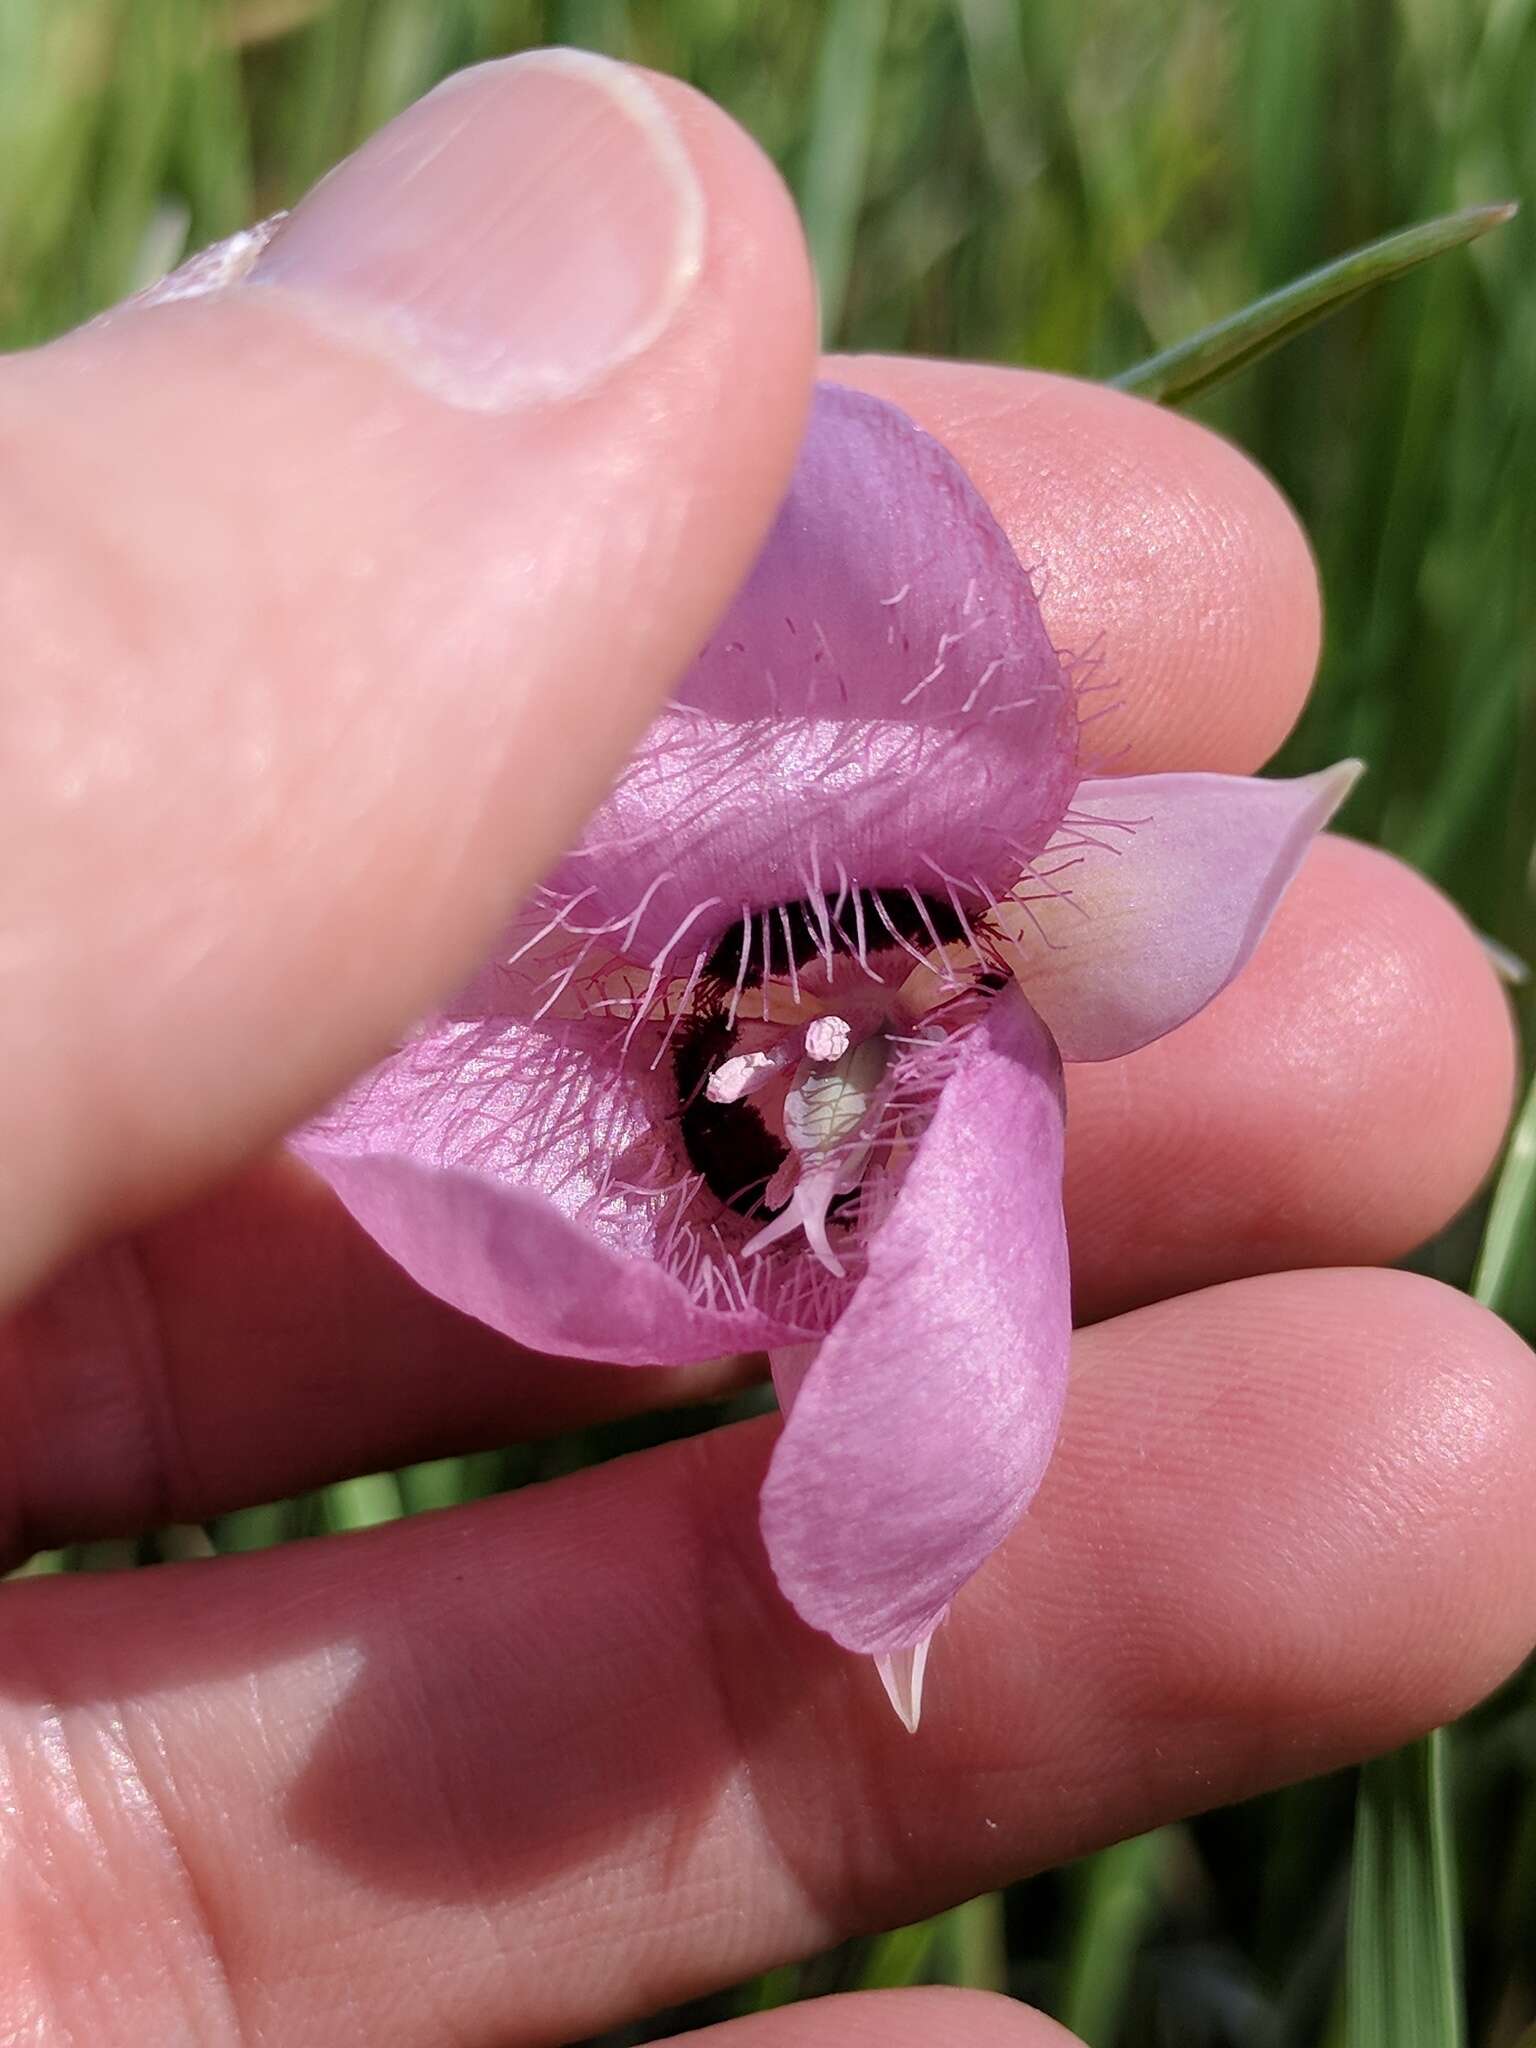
1;2;1532;2044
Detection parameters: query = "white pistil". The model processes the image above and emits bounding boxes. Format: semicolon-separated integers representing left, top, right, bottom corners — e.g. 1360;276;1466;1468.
745;1158;851;1274
742;1029;891;1277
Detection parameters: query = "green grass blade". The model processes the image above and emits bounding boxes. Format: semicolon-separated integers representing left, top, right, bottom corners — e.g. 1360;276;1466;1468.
86;0;193;313
1346;1734;1463;2048
352;0;458;137
953;0;1037;192
321;1471;407;1532
74;1538;143;1572
851;1896;1007;1996
6;1548;71;1579
174;19;253;241
796;0;888;342
1470;1068;1536;1317
155;1523;217;1562
1114;203;1517;405
854;1915;940;1990
1061;1830;1172;2045
932;1891;1008;1993
736;1963;800;2014
211;1500;300;1553
556;0;634;55
396;1456;473;1513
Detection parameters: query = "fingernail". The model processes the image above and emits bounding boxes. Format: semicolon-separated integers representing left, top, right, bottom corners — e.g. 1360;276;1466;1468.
247;49;705;411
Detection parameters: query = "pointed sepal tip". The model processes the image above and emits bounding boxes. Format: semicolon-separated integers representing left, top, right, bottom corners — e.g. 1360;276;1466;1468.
875;1634;934;1734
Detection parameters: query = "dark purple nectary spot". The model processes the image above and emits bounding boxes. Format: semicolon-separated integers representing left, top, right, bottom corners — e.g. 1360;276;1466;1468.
702;887;969;990
671;1005;787;1220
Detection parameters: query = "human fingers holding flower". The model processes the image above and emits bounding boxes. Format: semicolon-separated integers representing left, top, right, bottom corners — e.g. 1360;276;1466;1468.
0;51;1530;2048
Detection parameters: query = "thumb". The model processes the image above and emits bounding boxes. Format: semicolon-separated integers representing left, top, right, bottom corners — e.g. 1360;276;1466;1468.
0;50;816;1305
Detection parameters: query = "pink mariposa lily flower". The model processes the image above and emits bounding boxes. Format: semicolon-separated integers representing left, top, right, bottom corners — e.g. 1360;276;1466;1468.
296;382;1356;1730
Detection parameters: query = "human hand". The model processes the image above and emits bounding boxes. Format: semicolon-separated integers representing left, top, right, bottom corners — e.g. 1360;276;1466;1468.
1;51;1531;2048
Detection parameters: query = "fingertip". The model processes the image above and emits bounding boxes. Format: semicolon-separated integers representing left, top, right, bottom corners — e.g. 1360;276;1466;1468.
1339;1269;1536;1726
116;53;818;446
1232;833;1517;1253
666;1987;1079;2046
1283;831;1517;1172
1065;832;1519;1315
1062;1267;1536;1742
826;355;1321;772
634;65;819;407
1283;1268;1536;1731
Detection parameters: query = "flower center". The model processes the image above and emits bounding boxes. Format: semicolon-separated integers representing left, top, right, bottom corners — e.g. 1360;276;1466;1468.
672;888;1001;1276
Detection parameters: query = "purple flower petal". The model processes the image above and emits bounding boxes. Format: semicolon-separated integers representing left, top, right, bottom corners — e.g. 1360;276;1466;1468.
1004;762;1361;1063
546;382;1080;969
758;987;1070;1656
296;1014;829;1363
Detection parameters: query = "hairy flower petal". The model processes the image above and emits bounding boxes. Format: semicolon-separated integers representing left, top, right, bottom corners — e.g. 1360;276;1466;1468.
546;382;1080;967
296;1015;828;1362
1002;762;1362;1063
758;988;1069;1656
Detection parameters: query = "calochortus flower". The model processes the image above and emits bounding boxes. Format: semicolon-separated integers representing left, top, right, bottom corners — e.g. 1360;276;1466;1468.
296;383;1357;1731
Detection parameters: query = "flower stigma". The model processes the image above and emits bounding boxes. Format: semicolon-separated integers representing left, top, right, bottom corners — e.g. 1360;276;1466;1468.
667;886;1001;1280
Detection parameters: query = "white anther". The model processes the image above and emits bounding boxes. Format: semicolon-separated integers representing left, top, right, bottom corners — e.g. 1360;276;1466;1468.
804;1013;852;1063
705;1050;780;1104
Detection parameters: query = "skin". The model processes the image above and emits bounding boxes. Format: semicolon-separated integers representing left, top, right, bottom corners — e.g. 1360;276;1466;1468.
0;58;1529;2048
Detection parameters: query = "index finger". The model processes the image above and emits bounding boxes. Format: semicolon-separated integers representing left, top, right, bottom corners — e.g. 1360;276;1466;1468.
1;1272;1531;2047
829;355;1322;773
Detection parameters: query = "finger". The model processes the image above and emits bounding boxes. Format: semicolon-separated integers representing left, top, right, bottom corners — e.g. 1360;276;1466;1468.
2;1270;1531;2046
0;53;816;1306
0;1172;670;1558
0;1153;757;1563
655;1990;1078;2047
1064;831;1516;1318
828;353;1322;774
1;832;1511;1554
